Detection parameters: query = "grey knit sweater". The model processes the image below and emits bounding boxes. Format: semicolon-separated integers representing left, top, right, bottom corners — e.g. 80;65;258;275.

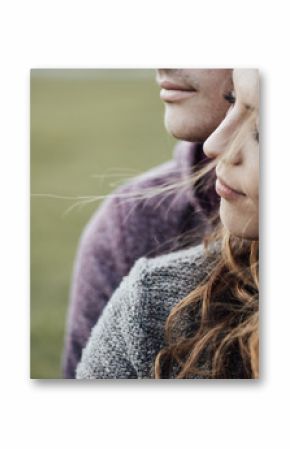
76;244;223;379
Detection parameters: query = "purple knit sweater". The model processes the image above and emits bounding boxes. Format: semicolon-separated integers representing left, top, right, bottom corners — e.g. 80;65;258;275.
62;140;219;378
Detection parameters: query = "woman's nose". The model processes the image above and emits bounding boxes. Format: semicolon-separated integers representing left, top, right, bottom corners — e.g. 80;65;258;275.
203;107;244;164
203;125;229;159
204;126;243;166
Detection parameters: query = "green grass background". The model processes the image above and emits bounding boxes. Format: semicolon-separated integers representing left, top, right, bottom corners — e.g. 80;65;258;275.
31;69;176;378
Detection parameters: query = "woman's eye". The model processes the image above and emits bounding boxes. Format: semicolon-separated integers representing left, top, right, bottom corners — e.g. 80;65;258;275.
254;130;259;142
223;91;236;104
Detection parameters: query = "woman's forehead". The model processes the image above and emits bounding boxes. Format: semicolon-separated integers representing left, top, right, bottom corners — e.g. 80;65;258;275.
233;69;259;110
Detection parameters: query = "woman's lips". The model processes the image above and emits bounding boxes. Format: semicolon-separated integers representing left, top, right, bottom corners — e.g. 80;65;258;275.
159;80;197;102
215;177;245;201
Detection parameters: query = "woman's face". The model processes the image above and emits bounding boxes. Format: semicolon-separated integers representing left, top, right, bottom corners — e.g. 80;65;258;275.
203;69;259;240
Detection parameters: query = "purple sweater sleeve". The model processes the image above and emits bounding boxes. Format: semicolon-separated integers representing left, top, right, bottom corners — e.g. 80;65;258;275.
62;195;130;378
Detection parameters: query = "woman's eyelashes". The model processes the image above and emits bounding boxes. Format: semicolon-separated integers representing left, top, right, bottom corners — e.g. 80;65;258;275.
254;129;259;142
223;91;236;104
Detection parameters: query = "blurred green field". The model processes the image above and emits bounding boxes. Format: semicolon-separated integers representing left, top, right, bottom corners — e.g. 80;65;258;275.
31;69;175;378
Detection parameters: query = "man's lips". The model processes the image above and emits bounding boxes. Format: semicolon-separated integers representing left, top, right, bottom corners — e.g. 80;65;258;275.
215;176;246;201
159;80;197;102
159;80;197;91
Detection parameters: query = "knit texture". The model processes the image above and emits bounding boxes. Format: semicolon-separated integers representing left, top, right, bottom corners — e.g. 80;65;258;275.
63;141;219;378
76;244;221;379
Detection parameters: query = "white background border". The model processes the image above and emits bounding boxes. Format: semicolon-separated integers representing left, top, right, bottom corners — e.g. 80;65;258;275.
1;1;289;447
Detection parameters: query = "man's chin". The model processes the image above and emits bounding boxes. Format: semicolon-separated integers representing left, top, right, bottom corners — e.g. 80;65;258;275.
164;119;203;143
164;110;210;142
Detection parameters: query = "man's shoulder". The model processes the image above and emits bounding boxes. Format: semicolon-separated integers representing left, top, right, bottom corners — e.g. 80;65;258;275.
89;140;200;211
78;141;206;273
83;141;200;239
116;140;202;193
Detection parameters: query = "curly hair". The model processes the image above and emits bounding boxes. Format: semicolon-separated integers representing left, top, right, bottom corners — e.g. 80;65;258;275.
153;228;259;379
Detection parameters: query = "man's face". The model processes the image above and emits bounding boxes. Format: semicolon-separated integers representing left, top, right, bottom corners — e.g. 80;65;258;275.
156;69;233;142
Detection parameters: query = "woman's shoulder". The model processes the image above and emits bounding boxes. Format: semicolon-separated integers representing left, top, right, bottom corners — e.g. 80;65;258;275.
132;243;218;295
126;243;218;332
117;243;218;377
76;243;219;378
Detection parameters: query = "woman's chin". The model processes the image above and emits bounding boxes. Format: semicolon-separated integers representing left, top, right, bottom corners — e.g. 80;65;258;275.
220;203;259;240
